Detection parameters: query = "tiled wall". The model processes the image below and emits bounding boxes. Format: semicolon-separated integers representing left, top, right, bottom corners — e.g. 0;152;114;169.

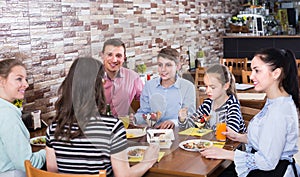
0;0;239;119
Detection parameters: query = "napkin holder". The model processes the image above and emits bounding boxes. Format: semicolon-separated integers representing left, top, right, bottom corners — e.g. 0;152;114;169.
31;110;41;130
146;129;175;149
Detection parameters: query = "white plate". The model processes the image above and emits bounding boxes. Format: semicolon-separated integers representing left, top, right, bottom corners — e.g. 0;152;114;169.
127;146;148;158
30;136;46;146
179;139;213;152
126;129;146;139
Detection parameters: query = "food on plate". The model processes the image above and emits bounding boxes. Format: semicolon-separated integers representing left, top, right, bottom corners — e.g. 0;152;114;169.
127;148;146;157
182;141;211;150
32;137;46;145
126;129;146;139
126;133;135;138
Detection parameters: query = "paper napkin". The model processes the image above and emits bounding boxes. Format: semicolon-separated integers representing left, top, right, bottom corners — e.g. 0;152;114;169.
212;141;226;148
128;152;165;163
179;128;212;137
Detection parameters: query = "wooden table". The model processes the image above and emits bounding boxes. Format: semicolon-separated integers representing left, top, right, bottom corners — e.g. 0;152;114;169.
139;127;240;177
30;125;240;177
237;88;266;109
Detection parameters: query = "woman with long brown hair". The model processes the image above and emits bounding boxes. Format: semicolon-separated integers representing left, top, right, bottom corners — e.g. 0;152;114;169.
46;57;159;177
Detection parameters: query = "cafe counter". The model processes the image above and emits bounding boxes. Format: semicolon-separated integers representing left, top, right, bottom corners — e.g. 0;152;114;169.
223;35;300;59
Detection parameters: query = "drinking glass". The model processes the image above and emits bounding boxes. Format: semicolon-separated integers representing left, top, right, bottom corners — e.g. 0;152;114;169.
216;121;227;141
119;115;130;129
215;111;227;141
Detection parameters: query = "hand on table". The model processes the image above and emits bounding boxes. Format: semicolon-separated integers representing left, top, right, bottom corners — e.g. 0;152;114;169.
200;146;234;161
142;143;160;165
156;120;174;129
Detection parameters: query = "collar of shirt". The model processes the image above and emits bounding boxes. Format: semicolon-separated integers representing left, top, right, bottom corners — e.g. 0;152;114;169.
104;67;125;81
0;98;22;118
154;75;181;89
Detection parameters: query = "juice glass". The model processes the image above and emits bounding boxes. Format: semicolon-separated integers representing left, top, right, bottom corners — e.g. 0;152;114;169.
215;122;227;141
119;116;130;129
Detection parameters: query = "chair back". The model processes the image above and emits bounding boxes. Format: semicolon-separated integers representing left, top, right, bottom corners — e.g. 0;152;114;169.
220;58;248;82
194;67;206;89
24;160;106;177
194;67;206;108
228;65;233;73
130;99;140;113
240;106;260;127
241;70;253;84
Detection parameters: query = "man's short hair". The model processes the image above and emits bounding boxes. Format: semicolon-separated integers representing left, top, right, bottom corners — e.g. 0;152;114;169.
102;38;126;57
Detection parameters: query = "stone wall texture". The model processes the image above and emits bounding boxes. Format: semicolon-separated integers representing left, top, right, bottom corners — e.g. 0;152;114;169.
0;0;239;120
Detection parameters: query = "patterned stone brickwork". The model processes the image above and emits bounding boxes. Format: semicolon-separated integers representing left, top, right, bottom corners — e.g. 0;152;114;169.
0;0;239;120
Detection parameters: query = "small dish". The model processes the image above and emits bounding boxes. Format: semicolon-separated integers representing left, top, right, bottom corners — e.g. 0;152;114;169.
30;136;46;146
126;129;146;139
127;146;148;158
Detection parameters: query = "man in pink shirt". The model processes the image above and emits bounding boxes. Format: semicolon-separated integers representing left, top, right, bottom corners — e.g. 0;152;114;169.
101;39;143;116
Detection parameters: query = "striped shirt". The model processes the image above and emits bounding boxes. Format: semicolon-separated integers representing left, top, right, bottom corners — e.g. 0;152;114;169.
46;116;127;177
179;94;247;133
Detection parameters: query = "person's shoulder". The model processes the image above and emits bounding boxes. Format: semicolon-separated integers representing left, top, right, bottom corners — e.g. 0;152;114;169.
143;77;159;87
178;77;194;87
271;96;295;110
0;100;20;120
203;98;212;104
227;94;240;104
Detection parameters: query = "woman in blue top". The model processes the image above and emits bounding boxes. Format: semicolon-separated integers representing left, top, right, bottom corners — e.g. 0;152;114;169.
135;47;196;129
201;48;300;177
0;59;45;177
179;63;246;133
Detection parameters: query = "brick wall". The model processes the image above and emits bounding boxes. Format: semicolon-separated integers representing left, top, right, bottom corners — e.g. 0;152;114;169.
0;0;240;120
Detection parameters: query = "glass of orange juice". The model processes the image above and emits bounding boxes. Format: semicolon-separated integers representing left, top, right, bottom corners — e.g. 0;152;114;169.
119;116;130;129
216;122;227;141
214;111;227;141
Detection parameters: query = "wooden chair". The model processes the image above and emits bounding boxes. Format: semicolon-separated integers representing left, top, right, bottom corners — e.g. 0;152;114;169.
194;67;206;89
240;106;260;127
130;99;140;113
194;67;206;107
228;65;233;73
220;58;248;82
241;70;253;84
24;160;106;177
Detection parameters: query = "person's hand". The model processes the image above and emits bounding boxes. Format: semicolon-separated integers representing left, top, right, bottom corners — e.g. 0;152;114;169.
223;126;247;143
142;111;161;121
129;113;136;125
223;127;248;143
200;146;234;161
141;143;160;165
223;127;238;140
156;120;174;129
178;108;188;123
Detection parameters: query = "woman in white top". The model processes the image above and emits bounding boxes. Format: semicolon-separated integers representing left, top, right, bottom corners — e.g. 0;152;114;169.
201;48;299;177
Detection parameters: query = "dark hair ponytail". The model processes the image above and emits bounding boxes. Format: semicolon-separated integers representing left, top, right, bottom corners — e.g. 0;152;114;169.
255;48;299;108
282;49;299;108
